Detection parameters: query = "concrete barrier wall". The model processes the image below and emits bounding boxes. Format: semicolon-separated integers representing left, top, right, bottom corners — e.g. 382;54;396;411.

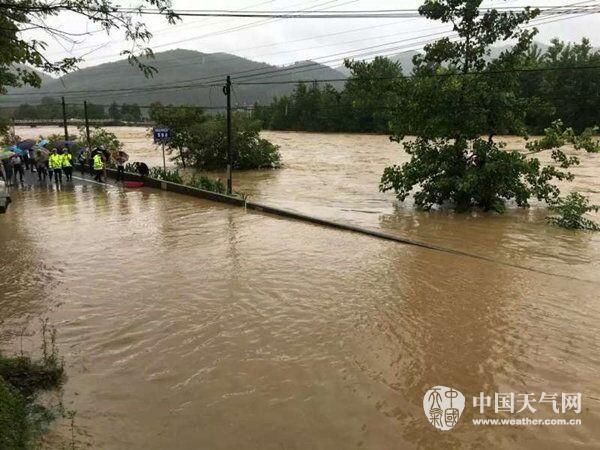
71;165;585;279
97;167;444;252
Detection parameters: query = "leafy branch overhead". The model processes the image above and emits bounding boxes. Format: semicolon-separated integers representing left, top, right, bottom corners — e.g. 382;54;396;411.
0;0;179;93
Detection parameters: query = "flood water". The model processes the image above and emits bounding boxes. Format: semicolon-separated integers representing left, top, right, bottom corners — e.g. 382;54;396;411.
1;127;599;448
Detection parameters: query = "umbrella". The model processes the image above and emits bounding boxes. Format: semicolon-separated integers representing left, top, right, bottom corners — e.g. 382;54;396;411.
0;150;15;161
17;139;36;151
10;146;25;156
35;148;49;161
53;140;76;149
115;151;129;164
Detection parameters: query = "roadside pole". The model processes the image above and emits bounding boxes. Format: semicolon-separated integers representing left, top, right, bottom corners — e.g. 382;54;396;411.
152;128;171;172
224;75;233;195
61;96;68;140
84;101;91;149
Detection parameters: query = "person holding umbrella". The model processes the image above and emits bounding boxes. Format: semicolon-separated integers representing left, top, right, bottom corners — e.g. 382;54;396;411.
0;149;15;187
35;147;49;181
114;150;129;182
11;152;24;184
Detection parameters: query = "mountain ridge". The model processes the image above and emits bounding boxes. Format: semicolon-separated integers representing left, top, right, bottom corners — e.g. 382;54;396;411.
2;49;346;107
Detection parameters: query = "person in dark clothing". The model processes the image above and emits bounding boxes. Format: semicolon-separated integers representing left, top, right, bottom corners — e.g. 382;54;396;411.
1;160;13;187
136;162;149;177
114;150;129;182
77;148;88;175
35;148;48;181
11;154;24;184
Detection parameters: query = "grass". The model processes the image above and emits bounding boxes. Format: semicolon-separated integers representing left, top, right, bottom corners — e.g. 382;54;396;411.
0;320;66;449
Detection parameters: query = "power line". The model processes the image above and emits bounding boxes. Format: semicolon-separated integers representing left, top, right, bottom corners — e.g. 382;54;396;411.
2;2;597;99
114;5;600;18
231;3;599;82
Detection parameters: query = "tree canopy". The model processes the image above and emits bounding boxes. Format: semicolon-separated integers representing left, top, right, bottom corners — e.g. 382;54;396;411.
0;0;178;94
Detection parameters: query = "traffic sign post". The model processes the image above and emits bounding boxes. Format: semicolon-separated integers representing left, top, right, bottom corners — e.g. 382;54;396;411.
153;128;171;172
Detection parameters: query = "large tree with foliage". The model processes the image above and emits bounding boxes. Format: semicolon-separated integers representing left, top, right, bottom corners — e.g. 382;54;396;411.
186;113;281;171
149;103;206;168
0;0;177;137
380;0;599;216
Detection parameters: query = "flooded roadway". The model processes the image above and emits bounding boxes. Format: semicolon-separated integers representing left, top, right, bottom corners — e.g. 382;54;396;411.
1;129;599;449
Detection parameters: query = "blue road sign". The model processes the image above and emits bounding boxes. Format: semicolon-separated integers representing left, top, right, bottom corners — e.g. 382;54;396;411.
153;128;171;143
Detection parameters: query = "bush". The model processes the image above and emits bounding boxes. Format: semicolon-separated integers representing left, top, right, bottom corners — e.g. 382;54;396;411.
148;167;182;184
186;114;281;171
75;126;123;152
546;192;600;230
187;174;226;194
0;320;65;449
0;376;28;450
381;137;567;212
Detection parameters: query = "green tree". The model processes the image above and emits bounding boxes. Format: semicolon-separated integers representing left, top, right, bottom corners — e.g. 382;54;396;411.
108;102;121;120
0;1;178;94
121;103;142;122
186;113;280;171
76;126;123;152
86;103;106;120
380;0;598;214
344;56;406;133
149;103;206;168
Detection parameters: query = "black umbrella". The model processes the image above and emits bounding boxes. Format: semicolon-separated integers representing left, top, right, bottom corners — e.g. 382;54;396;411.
53;140;76;149
17;139;36;150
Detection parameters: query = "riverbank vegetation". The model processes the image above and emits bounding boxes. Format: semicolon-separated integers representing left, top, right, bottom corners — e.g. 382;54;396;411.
252;38;600;135
257;1;600;230
2;97;145;123
149;104;281;170
143;166;227;195
377;1;599;230
0;321;66;449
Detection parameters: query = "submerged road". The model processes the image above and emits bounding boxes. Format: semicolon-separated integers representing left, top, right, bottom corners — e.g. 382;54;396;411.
1;164;598;450
5;164;600;284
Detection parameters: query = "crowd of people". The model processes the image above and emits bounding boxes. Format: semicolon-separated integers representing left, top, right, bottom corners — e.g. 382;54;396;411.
0;145;129;186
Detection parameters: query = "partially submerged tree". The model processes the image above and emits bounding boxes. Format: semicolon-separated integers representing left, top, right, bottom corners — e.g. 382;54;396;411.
380;0;599;216
149;104;280;171
186;113;281;171
546;192;599;231
0;0;178;94
148;103;206;168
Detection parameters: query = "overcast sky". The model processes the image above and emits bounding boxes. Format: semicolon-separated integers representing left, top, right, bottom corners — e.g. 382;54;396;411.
38;0;600;70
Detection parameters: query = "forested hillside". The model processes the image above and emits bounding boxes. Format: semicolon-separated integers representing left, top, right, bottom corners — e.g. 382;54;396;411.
1;49;346;108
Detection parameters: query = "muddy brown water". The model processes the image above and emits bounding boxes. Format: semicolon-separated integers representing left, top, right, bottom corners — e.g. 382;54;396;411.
1;127;599;448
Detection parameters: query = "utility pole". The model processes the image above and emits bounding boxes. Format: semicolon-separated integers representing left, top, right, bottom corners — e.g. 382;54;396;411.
61;96;68;140
223;75;233;195
83;101;91;149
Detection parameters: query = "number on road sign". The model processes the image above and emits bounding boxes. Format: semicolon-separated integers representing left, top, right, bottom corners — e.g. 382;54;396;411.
153;128;171;143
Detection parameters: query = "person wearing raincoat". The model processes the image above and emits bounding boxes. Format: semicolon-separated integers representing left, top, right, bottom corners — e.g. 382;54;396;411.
49;148;63;184
61;148;73;182
93;150;104;182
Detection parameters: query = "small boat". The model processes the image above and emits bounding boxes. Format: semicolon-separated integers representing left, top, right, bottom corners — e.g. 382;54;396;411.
123;181;144;189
